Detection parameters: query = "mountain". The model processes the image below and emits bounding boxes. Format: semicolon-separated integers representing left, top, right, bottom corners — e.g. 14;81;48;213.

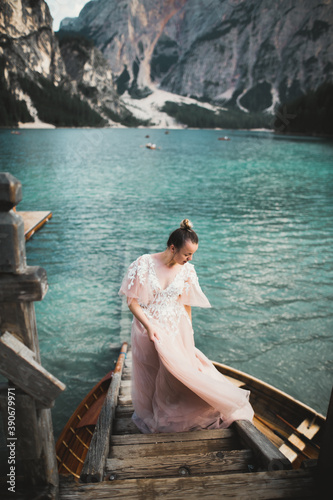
0;0;130;127
59;0;333;113
1;0;332;130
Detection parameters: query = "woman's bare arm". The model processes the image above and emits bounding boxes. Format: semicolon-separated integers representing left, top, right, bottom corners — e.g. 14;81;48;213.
127;298;160;342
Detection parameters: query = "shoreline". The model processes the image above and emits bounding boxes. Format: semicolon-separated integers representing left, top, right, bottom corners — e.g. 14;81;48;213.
2;126;329;140
1;126;331;140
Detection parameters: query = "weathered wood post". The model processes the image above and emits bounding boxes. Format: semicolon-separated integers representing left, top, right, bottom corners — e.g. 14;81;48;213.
0;173;65;499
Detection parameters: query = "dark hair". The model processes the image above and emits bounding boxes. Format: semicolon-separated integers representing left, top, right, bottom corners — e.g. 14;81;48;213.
167;219;199;249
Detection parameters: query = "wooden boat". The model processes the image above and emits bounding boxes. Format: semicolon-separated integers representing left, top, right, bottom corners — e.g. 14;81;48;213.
59;343;328;498
213;362;324;469
56;370;113;479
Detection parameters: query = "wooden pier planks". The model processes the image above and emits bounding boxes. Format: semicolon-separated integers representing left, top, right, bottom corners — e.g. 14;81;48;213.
59;469;318;499
17;210;52;241
59;346;321;498
80;343;128;483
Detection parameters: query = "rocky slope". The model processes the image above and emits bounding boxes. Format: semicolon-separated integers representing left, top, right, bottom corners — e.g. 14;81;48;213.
60;0;187;99
60;0;333;112
56;31;130;124
0;0;66;86
0;0;127;126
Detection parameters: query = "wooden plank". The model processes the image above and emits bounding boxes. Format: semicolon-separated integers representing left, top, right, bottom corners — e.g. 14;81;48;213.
80;343;128;483
0;302;40;360
106;449;253;480
17;210;52;241
0;266;48;302
0;389;43;459
233;420;292;471
0;332;66;407
279;417;321;463
119;380;132;389
59;469;318;499
119;384;131;396
113;416;141;435
14;393;43;460
115;405;134;418
253;416;284;449
109;434;241;460
110;428;235;446
118;394;132;406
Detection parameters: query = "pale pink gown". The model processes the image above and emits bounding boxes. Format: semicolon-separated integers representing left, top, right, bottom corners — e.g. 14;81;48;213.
119;254;254;433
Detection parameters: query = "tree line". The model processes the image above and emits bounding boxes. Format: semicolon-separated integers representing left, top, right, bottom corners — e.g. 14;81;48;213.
0;63;106;128
18;76;106;127
161;101;272;130
274;82;333;136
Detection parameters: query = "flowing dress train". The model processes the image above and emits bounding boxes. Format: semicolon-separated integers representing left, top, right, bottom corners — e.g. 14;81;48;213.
119;253;254;433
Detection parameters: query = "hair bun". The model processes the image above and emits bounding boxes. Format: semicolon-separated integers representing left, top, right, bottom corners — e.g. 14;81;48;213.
180;219;193;231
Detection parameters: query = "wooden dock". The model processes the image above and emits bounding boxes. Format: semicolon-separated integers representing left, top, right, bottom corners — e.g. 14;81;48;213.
17;210;52;241
58;347;321;499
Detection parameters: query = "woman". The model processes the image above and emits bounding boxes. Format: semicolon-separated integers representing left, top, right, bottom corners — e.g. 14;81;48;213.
119;219;254;433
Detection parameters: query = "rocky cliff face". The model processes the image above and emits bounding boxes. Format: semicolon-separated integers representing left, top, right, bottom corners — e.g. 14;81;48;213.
57;32;127;121
61;0;187;98
0;0;66;85
2;0;332;126
60;0;333;112
0;0;126;125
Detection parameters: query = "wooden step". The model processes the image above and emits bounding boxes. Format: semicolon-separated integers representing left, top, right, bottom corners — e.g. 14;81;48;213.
119;379;132;389
118;393;132;406
113;417;140;435
109;432;241;460
105;448;254;480
110;428;236;446
115;405;134;418
59;469;318;499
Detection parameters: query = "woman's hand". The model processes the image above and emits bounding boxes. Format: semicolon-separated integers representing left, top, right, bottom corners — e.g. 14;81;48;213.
146;325;160;342
127;298;160;342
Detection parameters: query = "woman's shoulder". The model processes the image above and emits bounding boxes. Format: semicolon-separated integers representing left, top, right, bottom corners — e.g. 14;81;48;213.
128;253;151;269
132;253;150;263
184;262;197;278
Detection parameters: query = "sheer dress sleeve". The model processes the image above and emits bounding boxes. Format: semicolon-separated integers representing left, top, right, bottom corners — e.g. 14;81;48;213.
179;264;211;308
119;254;154;305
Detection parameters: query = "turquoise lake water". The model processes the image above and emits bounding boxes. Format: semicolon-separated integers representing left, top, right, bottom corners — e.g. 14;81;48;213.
0;128;332;440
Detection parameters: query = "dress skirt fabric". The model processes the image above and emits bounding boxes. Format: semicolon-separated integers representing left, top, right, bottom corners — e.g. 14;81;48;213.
119;254;254;433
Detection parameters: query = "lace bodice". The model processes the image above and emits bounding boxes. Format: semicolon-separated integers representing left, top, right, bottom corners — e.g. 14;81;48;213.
119;254;211;336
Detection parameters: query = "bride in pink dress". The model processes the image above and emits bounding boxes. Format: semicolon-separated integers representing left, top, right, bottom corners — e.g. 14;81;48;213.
119;219;254;433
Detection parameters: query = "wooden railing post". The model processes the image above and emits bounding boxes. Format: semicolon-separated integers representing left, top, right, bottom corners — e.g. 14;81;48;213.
0;173;65;499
